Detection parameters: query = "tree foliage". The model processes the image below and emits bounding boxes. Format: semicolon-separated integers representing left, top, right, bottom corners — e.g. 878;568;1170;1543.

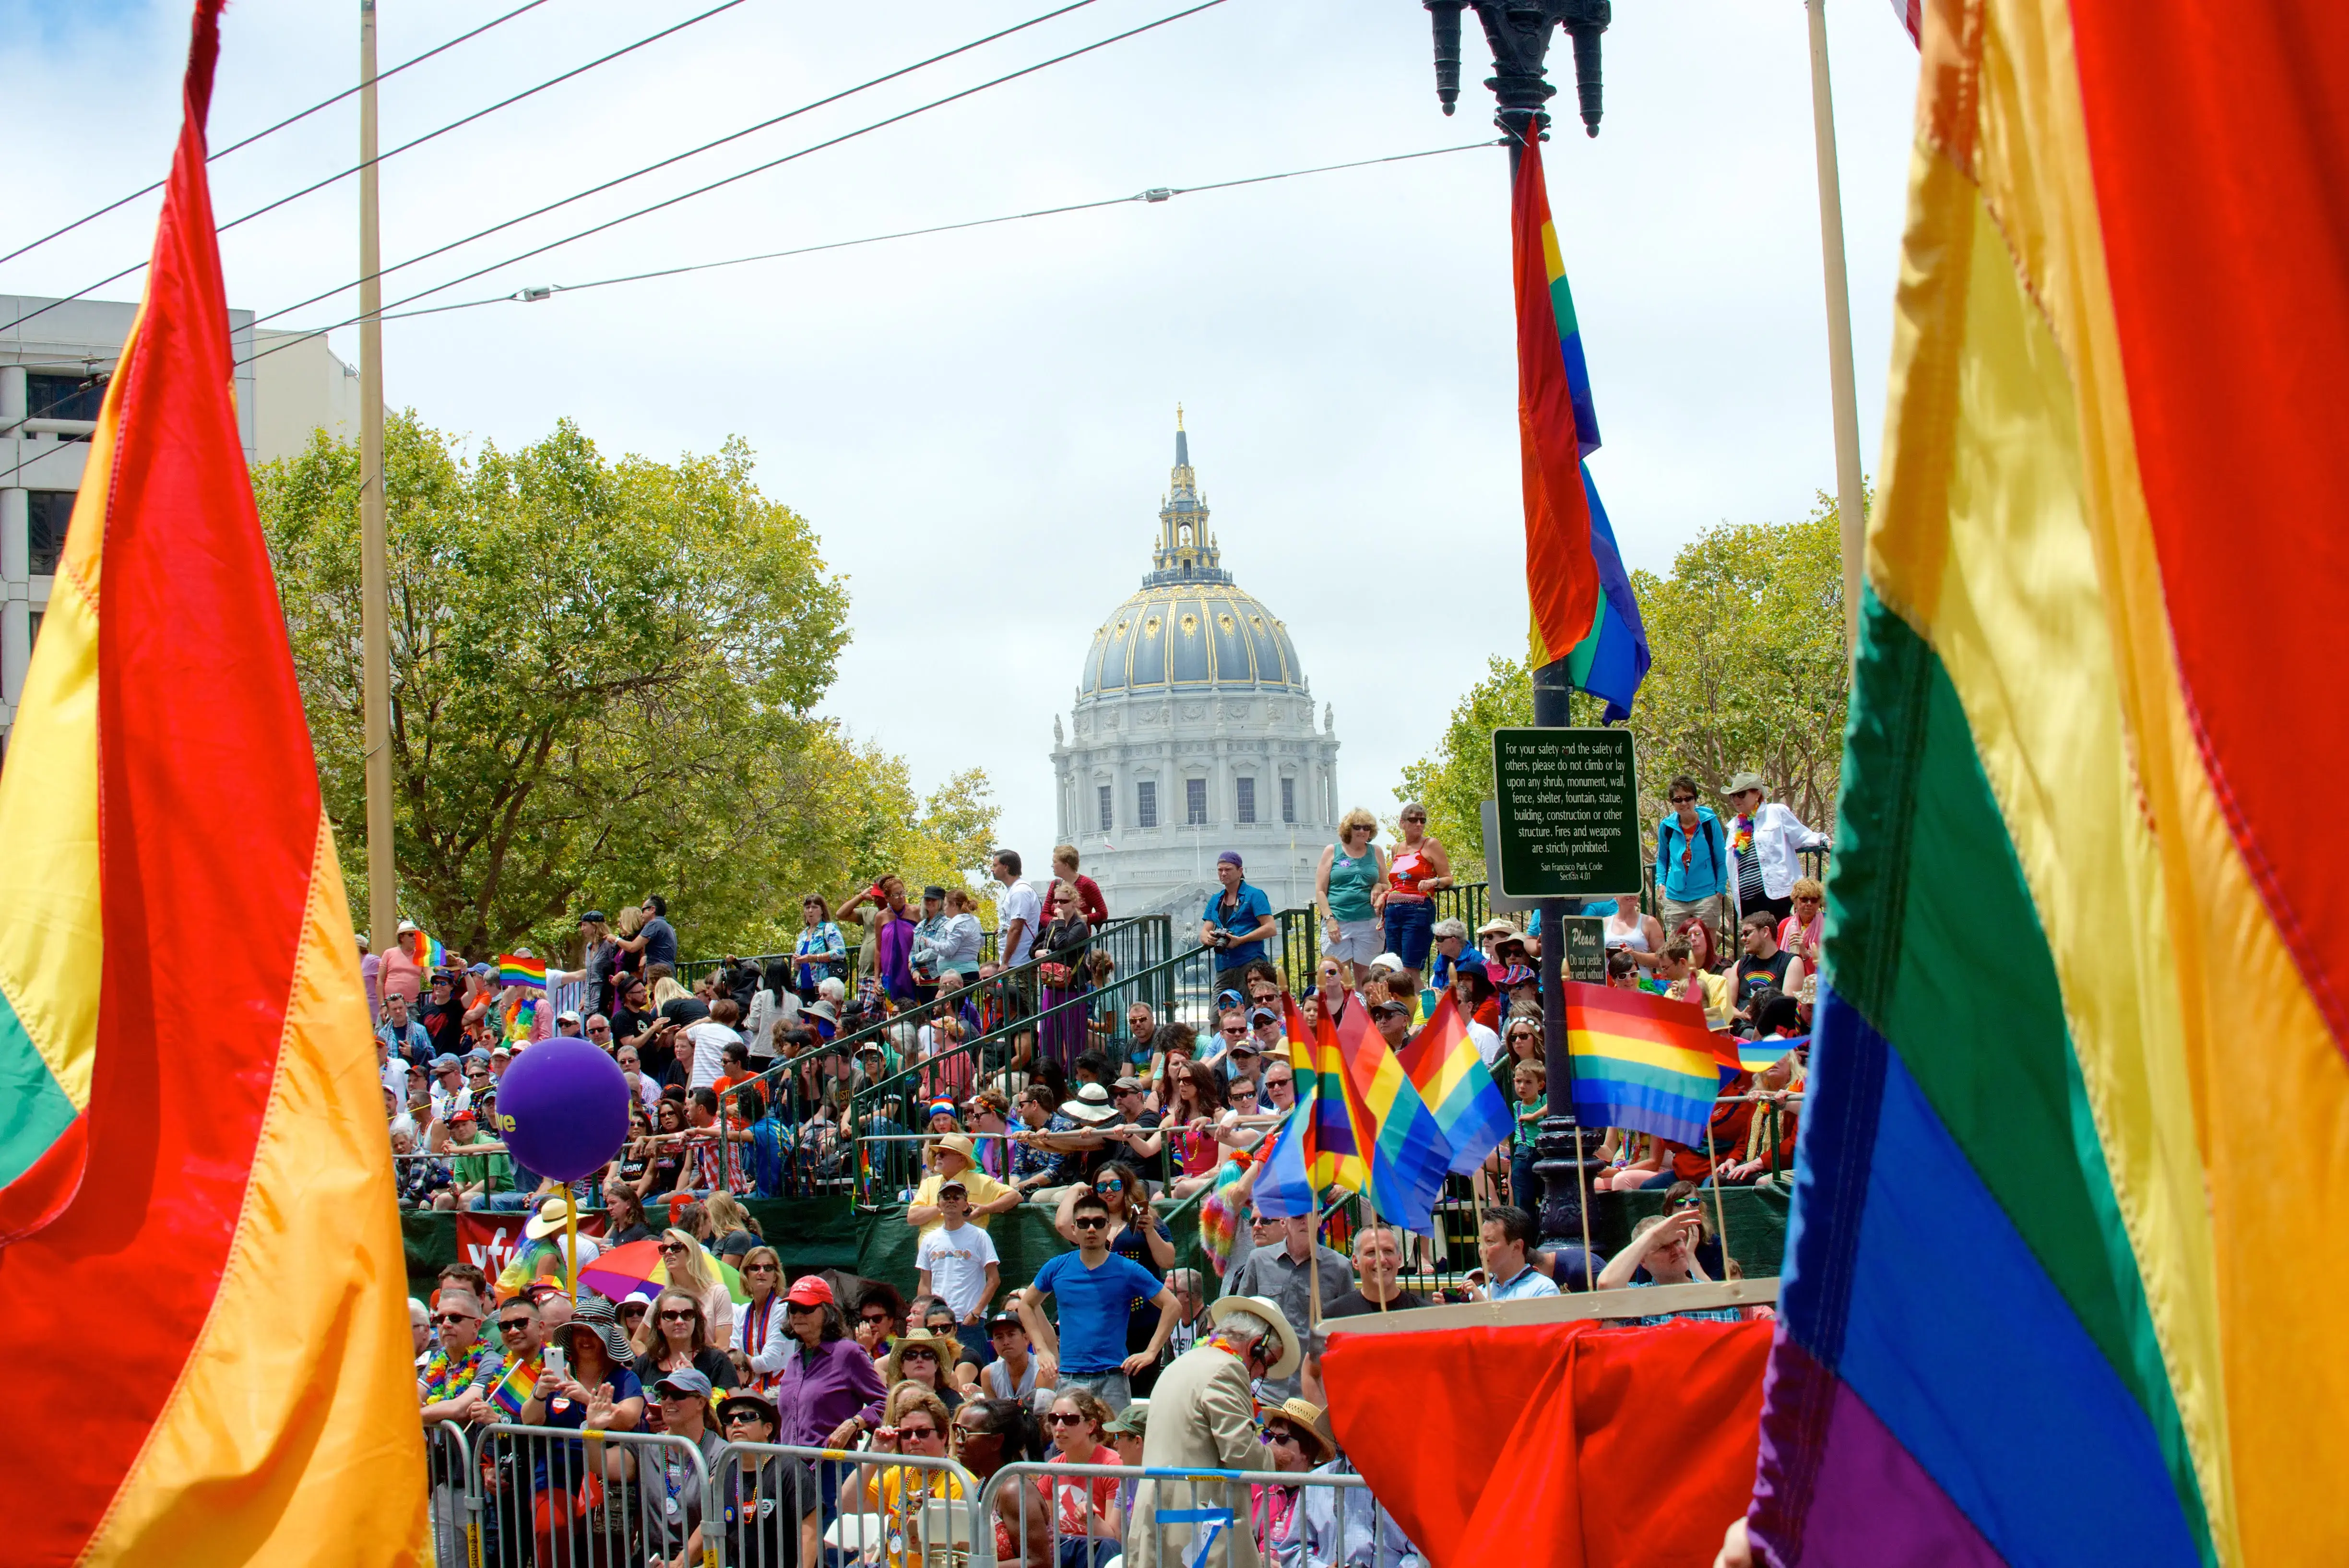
1398;492;1851;879
257;414;996;958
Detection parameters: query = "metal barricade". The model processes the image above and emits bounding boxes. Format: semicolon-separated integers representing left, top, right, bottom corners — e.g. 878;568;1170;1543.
472;1420;719;1568
425;1420;479;1568
709;1441;976;1567
969;1459;1400;1568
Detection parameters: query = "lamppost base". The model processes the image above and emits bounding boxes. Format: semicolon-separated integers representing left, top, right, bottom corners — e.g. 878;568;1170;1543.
1533;1112;1596;1285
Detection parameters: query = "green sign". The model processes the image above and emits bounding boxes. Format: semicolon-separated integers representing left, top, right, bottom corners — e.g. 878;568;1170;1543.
1490;727;1641;899
1562;915;1607;983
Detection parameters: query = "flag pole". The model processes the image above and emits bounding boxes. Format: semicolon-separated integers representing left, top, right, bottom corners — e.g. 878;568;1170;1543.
1804;0;1869;653
1702;1109;1733;1281
356;0;398;957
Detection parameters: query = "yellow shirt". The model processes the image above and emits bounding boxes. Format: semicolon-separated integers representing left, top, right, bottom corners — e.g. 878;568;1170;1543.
912;1169;1014;1236
862;1462;968;1568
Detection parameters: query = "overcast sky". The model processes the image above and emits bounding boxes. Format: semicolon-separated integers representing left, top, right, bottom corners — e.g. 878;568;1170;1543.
6;0;1919;871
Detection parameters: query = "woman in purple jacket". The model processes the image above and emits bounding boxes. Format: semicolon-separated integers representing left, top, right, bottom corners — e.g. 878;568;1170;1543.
770;1273;888;1517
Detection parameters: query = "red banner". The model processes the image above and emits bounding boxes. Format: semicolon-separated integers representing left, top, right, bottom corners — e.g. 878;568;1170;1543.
455;1212;606;1285
1325;1318;1770;1568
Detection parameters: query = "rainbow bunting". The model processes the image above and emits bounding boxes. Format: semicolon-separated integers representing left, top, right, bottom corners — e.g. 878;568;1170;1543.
1324;999;1451;1235
1394;991;1515;1176
487;1352;542;1418
496;953;547;988
0;4;424;1556
1744;4;2349;1563
1737;1033;1806;1074
1562;982;1732;1147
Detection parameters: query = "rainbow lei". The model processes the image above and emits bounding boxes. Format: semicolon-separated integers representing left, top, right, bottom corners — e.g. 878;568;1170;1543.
1730;817;1755;856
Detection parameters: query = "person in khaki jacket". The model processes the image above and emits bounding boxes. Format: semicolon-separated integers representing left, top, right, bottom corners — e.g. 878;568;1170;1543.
1125;1295;1302;1568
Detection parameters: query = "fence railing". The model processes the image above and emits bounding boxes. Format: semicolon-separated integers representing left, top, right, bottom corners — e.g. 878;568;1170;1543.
970;1457;1401;1568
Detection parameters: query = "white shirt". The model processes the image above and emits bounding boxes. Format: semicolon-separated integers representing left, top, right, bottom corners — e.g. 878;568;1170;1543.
997;880;1042;966
1487;1262;1560;1301
917;1220;1001;1319
1735;801;1831;904
681;1021;740;1092
1467;1021;1505;1070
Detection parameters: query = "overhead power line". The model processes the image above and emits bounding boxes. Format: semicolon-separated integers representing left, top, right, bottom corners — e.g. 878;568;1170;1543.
0;0;553;270
0;0;752;338
240;0;1236;362
242;0;1113;336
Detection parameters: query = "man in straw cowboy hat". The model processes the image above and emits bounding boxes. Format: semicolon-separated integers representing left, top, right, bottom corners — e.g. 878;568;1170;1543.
1125;1292;1302;1568
906;1131;1020;1237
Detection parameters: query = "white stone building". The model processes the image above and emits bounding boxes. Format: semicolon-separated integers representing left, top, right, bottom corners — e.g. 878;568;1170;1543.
1;295;358;754
1049;418;1340;921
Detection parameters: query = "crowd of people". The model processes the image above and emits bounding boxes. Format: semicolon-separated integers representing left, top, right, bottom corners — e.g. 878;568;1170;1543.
397;772;1821;1563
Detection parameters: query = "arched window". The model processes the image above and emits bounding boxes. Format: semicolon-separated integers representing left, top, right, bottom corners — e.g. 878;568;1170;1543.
1177;523;1193;547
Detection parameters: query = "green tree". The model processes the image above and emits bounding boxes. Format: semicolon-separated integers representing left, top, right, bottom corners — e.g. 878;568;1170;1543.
259;413;874;956
1397;492;1850;879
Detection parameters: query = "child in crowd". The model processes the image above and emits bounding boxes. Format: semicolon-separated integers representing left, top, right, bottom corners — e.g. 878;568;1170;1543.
1509;1060;1546;1209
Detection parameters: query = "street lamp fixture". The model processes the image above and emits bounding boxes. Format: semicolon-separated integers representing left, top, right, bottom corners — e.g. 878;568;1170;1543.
1423;0;1613;139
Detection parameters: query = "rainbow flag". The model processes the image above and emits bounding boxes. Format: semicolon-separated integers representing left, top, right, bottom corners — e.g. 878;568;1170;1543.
0;4;424;1556
1744;5;2349;1564
1285;995;1365;1196
408;929;447;971
1324;998;1451;1234
1562;982;1731;1147
496;953;547;988
1737;1033;1806;1073
1394;992;1515;1176
487;1352;543;1418
1512;129;1649;719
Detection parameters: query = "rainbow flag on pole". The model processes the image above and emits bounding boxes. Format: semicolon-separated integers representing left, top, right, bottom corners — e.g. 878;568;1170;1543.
1394;991;1515;1176
1745;5;2349;1564
408;929;447;971
1562;982;1733;1147
1324;999;1451;1234
1512;128;1649;719
0;4;423;1556
496;953;547;988
1285;995;1365;1197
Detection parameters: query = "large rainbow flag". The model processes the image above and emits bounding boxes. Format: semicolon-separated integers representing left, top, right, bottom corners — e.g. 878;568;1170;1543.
1287;994;1365;1196
1394;991;1515;1176
1323;998;1452;1234
1562;982;1732;1148
0;3;423;1558
1745;2;2349;1563
1511;128;1649;719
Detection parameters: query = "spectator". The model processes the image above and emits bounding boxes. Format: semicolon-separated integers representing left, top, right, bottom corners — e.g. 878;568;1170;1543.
1104;1402;1150;1520
637;894;680;972
1604;895;1667;974
1128;1296;1302;1568
972;1308;1058;1412
683;1086;755;1197
1722;772;1830;927
712;1388;822;1567
417;1289;498;1423
1471;1205;1559;1302
700;1190;761;1261
1777;876;1826;975
604;1180;656;1247
1508;1060;1547;1209
993;849;1043;1068
418;973;465;1058
1427;917;1478;991
1046;843;1111;927
882;1328;967;1418
856;1283;908;1361
1014;1187;1178;1413
1656;777;1732;948
1122;1001;1162;1078
1366;995;1413;1054
1201;851;1277;979
909;1133;1021;1235
1272;1408;1428;1568
551;1009;583;1039
785;893;845;1000
1166;1061;1231;1180
1657;938;1734;1030
1322;1224;1428;1319
1448;962;1501;1038
448;1109;519;1212
360;932;380;1021
656;1228;736;1347
383;919;426;1011
1381;803;1452;976
1036;882;1094;1075
918;1179;1004;1366
1041;1388;1124;1546
680;998;744;1094
1732;911;1805;1027
1221;1214;1351;1403
994;1470;1063;1568
1261;1060;1297;1119
842;875;923;1005
861;1383;966;1567
408;1296;431;1365
934;888;985;986
771;1275;889;1458
1099;1076;1166;1169
1253;1398;1333;1552
1008;1087;1071;1195
642;1366;725;1567
517;1298;645;1563
475;1294;544;1426
1314;810;1389;986
1596;1210;1749;1324
1073;1161;1174;1391
1717;1048;1803;1186
379;990;433;1071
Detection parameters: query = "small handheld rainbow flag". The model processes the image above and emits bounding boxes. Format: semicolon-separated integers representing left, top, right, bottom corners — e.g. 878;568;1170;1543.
496;953;546;987
1738;1033;1808;1073
1563;981;1739;1147
487;1352;543;1417
410;929;447;969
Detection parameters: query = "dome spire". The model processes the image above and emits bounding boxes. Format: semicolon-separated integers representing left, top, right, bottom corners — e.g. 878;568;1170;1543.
1147;410;1226;587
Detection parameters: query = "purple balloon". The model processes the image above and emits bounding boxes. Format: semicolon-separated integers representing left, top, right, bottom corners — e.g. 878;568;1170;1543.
490;1036;631;1184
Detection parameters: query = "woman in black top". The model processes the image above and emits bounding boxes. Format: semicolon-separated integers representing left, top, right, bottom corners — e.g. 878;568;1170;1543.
1034;887;1093;1077
604;1179;657;1248
630;1286;738;1392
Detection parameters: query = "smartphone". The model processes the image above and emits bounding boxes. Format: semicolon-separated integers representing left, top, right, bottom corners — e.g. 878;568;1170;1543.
543;1343;568;1381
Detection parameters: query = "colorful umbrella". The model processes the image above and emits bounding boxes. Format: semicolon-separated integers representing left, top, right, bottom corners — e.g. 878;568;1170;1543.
575;1236;748;1304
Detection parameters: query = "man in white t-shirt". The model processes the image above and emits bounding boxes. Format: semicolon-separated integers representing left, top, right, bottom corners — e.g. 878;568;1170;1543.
680;997;743;1093
992;850;1040;966
916;1181;1002;1369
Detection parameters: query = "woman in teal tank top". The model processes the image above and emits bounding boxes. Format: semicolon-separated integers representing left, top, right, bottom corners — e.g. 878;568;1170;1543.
1316;808;1391;984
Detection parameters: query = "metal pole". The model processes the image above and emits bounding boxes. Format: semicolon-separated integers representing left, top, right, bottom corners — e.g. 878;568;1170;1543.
1804;0;1868;650
358;0;398;958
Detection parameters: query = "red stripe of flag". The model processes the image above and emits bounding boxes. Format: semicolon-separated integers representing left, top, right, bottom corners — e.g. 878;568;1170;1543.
1512;131;1599;666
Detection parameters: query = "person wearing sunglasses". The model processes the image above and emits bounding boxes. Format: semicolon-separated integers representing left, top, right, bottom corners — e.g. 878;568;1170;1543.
1041;1389;1123;1546
643;1367;726;1568
856;1384;965;1568
417;1289;498;1423
1655;773;1731;952
631;1286;738;1396
1011;1188;1179;1414
1252;1397;1335;1551
714;1388;822;1568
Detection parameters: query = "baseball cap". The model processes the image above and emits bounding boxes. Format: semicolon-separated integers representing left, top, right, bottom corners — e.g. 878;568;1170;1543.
1111;1075;1145;1094
936;1178;968;1198
1367;998;1411;1018
489;1043;513;1058
987;1309;1025;1332
1368;953;1406;974
557;1010;581;1024
430;1053;460;1069
785;1275;836;1307
653;1367;713;1400
579;910;605;924
923;885;947;900
1217;850;1243;868
1103;1403;1151;1437
469;962;494;976
448;1107;478;1125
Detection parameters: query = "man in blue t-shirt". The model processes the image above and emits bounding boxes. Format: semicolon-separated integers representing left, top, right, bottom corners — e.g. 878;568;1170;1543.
1013;1188;1177;1413
637;894;679;971
1198;851;1276;976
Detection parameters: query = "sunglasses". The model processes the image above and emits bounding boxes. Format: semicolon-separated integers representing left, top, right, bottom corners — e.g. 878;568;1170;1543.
723;1409;770;1425
659;1243;690;1255
498;1318;533;1333
899;1424;941;1439
1071;1216;1108;1230
1046;1412;1089;1425
860;1312;891;1325
433;1312;477;1326
786;1303;821;1315
619;1306;649;1320
1265;1428;1303;1447
902;1347;939;1361
658;1309;698;1323
743;1263;778;1275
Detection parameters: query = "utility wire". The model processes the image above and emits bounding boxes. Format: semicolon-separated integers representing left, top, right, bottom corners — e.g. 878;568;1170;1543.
0;0;750;338
240;0;1234;362
243;0;1112;337
0;0;552;270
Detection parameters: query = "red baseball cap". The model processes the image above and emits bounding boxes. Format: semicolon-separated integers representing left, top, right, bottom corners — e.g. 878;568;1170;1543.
784;1275;835;1308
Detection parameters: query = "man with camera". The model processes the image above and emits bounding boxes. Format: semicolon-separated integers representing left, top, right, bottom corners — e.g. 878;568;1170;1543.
1199;851;1276;980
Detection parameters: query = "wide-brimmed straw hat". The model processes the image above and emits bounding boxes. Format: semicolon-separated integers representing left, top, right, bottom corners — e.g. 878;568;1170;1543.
1208;1294;1301;1380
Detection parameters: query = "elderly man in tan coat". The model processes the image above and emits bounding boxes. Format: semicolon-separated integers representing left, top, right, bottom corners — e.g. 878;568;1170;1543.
1126;1295;1302;1568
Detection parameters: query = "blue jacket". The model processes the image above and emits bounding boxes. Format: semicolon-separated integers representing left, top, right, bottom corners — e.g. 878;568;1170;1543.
1656;807;1729;901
